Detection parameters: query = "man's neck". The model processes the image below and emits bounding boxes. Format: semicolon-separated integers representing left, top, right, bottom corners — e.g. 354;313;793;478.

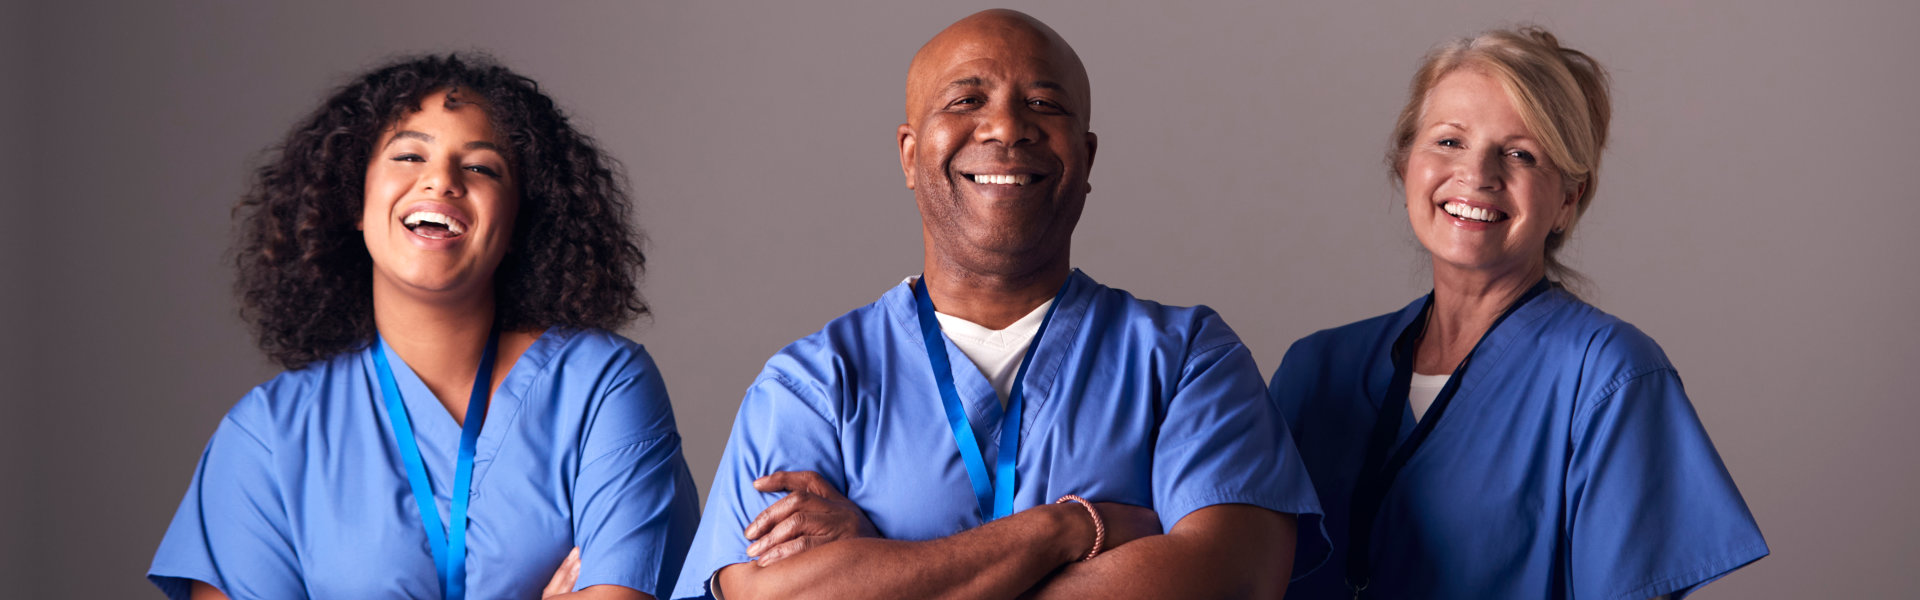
922;253;1070;331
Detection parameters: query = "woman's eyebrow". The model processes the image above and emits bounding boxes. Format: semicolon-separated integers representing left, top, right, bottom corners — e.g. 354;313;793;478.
383;130;433;148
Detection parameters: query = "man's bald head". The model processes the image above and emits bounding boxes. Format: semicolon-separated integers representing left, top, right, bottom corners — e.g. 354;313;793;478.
905;9;1092;129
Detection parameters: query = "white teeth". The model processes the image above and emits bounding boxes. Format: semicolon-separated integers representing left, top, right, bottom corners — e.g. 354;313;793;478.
1443;202;1502;223
403;211;465;235
973;173;1030;185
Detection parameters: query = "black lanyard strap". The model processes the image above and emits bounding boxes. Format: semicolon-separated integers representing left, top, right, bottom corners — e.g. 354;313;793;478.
1344;279;1551;597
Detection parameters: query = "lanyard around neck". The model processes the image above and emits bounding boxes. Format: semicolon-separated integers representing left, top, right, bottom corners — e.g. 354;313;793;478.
912;276;1067;521
373;328;499;600
1345;279;1550;598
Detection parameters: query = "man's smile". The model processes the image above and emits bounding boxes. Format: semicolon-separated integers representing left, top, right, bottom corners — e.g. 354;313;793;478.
962;172;1043;186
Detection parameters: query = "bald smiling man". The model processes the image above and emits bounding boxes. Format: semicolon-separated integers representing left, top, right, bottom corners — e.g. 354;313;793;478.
673;10;1327;599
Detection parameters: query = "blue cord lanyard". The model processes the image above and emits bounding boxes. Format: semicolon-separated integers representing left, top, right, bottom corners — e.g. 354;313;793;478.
372;328;499;600
911;276;1067;521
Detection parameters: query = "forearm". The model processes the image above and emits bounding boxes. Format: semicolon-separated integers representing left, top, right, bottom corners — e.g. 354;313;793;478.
720;503;1085;600
1024;506;1296;600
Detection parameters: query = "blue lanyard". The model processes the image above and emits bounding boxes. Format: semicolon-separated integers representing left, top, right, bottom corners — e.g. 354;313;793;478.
372;329;499;600
911;276;1066;520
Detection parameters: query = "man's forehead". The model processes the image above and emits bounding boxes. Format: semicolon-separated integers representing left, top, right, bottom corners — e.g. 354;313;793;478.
930;54;1072;89
905;11;1090;119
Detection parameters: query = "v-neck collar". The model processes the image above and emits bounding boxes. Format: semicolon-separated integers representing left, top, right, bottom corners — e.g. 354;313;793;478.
886;270;1094;446
367;328;562;493
1365;287;1567;445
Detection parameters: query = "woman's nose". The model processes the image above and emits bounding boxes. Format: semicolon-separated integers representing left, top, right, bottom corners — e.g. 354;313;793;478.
1456;151;1503;191
420;161;466;197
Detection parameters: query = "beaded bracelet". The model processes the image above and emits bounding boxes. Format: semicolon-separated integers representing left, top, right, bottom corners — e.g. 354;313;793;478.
1054;494;1105;562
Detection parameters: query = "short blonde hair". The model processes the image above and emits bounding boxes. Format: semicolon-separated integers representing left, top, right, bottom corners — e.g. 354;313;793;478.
1388;26;1611;284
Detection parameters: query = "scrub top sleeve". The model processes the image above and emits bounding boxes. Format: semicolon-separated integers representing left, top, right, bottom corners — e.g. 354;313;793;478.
1152;328;1329;576
1266;336;1322;424
570;362;702;599
671;374;845;600
149;408;306;600
1567;368;1768;599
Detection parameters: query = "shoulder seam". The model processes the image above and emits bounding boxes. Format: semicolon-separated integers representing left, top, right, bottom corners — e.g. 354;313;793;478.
761;370;838;424
579;430;678;471
220;412;274;454
1585;364;1679;415
1189;336;1242;361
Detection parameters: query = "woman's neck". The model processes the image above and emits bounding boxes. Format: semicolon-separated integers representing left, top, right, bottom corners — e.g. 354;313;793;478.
1418;260;1546;374
373;287;512;424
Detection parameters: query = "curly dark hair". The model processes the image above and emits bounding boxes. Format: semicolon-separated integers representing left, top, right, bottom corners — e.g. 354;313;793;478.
234;53;648;369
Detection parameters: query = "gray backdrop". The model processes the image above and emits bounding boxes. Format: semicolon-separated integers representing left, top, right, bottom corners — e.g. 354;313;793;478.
5;1;1916;597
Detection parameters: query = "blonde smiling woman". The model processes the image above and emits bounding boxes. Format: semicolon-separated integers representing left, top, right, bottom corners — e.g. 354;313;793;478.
1269;27;1768;599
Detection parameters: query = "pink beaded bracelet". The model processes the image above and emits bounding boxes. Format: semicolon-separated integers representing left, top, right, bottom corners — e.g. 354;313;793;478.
1054;494;1105;562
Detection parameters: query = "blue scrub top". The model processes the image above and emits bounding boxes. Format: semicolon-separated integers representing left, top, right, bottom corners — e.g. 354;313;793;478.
150;328;701;600
1271;289;1768;599
673;270;1328;600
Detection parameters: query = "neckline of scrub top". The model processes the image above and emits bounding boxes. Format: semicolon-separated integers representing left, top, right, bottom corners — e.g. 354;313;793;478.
375;328;497;600
369;327;564;495
884;270;1094;454
1362;288;1564;422
912;275;1068;520
1346;278;1555;595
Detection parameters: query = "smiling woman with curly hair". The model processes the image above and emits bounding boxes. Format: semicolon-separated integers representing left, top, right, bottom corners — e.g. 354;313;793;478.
149;54;698;600
235;53;650;370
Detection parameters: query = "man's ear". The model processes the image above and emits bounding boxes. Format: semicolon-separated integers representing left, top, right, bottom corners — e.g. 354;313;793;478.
1083;130;1098;194
898;123;917;190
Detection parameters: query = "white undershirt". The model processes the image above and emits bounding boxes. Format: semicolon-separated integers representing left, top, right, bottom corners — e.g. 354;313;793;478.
909;277;1051;407
1408;372;1451;422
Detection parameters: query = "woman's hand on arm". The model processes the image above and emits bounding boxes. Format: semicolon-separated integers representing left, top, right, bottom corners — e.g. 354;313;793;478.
188;581;230;600
543;586;648;600
541;547;583;598
540;546;651;600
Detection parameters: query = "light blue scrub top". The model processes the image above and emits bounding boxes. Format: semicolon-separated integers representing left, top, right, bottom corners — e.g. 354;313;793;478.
673;270;1328;600
1271;289;1768;599
150;328;701;600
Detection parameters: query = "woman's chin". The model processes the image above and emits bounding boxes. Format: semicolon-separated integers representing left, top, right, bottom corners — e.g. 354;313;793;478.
1428;243;1525;274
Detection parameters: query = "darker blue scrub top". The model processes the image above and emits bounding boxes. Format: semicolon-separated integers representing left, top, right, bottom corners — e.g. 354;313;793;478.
1272;289;1768;599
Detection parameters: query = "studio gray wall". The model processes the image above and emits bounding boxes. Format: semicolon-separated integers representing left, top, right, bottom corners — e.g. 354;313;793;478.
2;0;32;591
6;1;1917;597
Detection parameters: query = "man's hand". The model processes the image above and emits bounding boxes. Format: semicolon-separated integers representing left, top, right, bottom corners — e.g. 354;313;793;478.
745;471;880;566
